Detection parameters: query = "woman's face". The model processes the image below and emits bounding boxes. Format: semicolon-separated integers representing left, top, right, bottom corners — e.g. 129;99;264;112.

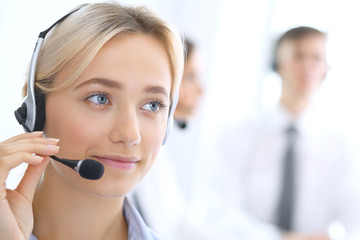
44;34;171;197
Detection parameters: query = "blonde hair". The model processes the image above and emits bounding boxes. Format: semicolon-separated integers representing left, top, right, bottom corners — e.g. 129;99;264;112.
24;2;184;102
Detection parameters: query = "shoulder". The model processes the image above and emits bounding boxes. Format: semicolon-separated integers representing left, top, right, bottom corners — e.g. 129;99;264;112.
218;109;273;148
124;197;164;240
220;107;277;138
147;229;165;240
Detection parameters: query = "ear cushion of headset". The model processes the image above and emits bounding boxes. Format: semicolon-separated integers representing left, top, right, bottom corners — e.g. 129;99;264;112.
34;90;46;131
14;102;27;125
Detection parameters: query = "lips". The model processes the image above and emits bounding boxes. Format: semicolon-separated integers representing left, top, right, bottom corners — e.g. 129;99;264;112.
95;155;139;170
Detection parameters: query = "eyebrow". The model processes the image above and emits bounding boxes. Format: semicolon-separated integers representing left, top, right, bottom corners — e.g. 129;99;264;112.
144;86;169;98
75;78;122;90
75;77;169;98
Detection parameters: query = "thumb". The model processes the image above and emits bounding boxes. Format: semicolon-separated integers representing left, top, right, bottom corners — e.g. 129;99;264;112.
16;157;50;202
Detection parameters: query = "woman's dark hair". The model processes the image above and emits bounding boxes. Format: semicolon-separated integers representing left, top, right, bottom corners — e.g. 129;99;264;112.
184;37;195;62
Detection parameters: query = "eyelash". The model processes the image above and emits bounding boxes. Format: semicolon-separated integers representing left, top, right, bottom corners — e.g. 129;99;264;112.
143;99;168;112
85;93;168;112
85;92;110;106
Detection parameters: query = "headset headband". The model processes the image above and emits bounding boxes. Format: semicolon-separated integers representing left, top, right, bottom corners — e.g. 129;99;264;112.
14;7;83;132
14;5;176;145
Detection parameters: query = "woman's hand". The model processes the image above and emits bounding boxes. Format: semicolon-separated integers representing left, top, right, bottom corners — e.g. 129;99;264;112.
0;132;59;240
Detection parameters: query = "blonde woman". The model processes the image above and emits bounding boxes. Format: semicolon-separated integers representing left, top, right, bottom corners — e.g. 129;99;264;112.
0;3;183;240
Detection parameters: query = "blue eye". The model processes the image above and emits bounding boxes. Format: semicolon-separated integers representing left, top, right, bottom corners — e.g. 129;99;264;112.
142;101;166;112
87;93;109;105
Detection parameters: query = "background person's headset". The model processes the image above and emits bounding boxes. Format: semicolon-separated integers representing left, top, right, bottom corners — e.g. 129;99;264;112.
13;6;179;180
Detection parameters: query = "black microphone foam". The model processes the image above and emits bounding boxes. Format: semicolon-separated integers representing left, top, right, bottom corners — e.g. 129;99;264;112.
51;156;104;180
175;119;187;129
78;159;105;180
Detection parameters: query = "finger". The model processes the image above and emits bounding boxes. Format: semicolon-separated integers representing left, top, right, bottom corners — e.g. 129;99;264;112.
0;144;59;170
0;132;43;145
0;153;44;185
0;137;60;159
16;156;50;202
0;146;59;185
0;133;58;166
12;136;59;146
1;137;60;157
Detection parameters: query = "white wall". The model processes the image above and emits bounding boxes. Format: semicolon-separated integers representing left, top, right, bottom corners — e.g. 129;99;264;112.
266;0;360;141
2;0;360;192
0;0;108;188
194;0;360;156
0;0;223;188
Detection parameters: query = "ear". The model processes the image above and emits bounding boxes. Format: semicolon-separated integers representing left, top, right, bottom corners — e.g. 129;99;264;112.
14;89;46;132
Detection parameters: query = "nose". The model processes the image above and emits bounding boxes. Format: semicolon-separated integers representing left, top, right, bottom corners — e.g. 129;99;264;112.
109;107;141;147
194;80;204;97
197;82;204;95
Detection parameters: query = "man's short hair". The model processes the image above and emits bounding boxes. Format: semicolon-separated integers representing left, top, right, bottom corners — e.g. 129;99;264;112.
272;26;326;71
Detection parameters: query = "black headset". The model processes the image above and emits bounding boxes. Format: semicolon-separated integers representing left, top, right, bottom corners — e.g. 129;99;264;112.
14;6;177;145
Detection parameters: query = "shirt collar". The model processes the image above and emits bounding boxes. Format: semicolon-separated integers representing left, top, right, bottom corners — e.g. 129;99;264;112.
124;197;158;240
275;98;332;139
274;103;312;138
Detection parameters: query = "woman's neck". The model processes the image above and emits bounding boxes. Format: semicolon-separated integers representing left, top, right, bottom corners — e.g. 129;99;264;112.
32;164;128;240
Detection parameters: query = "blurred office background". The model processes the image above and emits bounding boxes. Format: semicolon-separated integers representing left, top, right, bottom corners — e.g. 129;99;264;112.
1;0;360;201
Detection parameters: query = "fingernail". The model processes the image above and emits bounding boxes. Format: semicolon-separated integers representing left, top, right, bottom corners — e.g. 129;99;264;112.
33;155;44;161
31;131;43;135
46;138;60;143
47;145;60;149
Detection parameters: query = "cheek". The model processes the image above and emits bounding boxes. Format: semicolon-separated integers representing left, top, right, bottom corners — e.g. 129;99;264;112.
316;64;327;77
289;63;302;74
179;83;194;103
142;115;167;149
140;115;167;163
285;65;303;82
44;96;105;157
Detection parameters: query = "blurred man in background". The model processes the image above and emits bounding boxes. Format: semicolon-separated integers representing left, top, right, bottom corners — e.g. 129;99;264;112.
219;26;360;240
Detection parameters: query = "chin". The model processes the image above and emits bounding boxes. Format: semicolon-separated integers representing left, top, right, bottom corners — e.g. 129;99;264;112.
76;179;136;199
52;161;140;198
89;173;143;198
